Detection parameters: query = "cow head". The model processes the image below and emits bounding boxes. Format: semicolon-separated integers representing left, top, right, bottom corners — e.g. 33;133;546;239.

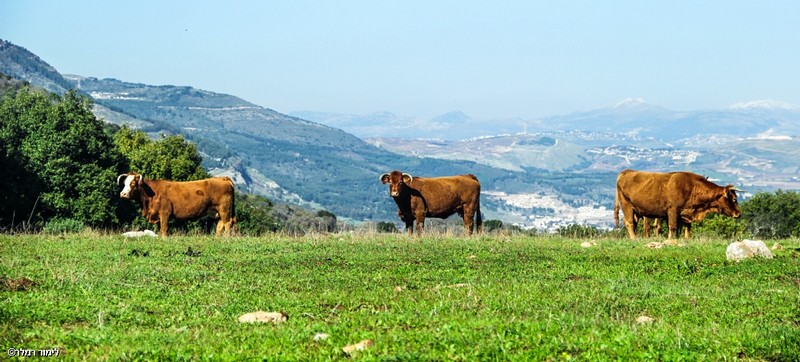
380;171;413;197
714;185;742;218
118;173;144;200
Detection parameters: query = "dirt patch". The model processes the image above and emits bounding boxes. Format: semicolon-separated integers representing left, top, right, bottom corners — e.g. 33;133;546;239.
129;249;150;257
1;276;35;291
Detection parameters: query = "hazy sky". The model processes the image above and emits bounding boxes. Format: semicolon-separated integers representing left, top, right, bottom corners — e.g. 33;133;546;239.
2;1;799;118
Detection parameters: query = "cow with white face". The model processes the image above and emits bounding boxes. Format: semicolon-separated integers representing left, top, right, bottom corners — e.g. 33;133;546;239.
117;173;237;237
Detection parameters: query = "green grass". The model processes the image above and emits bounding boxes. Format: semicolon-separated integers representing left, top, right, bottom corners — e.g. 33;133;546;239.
1;233;799;361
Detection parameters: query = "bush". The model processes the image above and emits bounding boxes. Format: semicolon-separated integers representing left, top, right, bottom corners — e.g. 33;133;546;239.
43;218;85;234
692;213;747;239
236;193;280;236
483;219;503;233
376;221;398;233
741;190;800;239
556;224;601;238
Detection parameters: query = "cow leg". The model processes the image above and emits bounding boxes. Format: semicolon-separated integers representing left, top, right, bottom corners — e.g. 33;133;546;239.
622;207;637;240
666;209;679;240
462;206;475;236
683;223;692;239
642;216;651;238
415;215;425;236
215;219;225;236
403;220;414;235
653;218;662;238
620;201;636;240
159;214;170;237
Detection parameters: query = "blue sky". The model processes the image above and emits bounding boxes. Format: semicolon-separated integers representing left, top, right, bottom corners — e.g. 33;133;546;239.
2;1;799;118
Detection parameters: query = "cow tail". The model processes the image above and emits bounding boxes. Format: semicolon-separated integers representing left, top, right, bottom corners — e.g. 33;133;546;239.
613;188;620;228
475;196;483;234
227;177;238;234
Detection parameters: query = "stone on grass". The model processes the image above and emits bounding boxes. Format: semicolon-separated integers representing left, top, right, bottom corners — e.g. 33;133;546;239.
771;243;784;251
580;241;595;248
636;315;655;325
743;239;773;258
313;333;330;342
237;311;289;324
122;230;157;238
645;242;663;249
727;240;774;261
342;339;373;355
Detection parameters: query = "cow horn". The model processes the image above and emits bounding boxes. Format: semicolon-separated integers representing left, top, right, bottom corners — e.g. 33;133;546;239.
731;187;745;192
402;173;413;184
117;174;128;186
379;173;390;183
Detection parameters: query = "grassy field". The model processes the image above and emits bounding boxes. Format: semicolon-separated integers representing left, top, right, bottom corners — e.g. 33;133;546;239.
1;233;799;361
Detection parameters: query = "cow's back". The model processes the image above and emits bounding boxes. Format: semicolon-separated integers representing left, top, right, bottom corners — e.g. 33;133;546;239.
617;170;674;217
411;175;480;217
158;178;235;219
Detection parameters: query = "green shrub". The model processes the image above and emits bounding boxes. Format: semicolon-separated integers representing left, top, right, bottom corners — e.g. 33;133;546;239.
376;221;398;233
556;224;601;238
42;218;85;234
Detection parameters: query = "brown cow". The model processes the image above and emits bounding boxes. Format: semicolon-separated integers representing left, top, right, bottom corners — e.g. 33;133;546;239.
118;173;237;236
614;169;741;240
380;171;482;236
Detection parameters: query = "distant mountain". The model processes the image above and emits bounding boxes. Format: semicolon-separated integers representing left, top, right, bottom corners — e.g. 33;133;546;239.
431;111;472;124
0;40;73;95
290;110;524;141
536;99;800;140
301;98;800;142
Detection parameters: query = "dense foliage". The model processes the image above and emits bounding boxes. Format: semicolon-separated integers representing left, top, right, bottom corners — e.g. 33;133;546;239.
113;126;208;181
0;89;125;228
741;190;800;239
234;193;280;236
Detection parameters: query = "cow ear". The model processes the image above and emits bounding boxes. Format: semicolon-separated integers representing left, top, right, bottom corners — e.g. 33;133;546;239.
117;174;128;186
380;173;390;184
402;173;413;184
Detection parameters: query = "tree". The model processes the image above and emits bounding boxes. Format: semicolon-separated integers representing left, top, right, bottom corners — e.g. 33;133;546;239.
483;219;504;233
741;190;800;239
692;213;746;239
376;221;398;233
0;88;125;228
235;193;280;235
113;126;208;181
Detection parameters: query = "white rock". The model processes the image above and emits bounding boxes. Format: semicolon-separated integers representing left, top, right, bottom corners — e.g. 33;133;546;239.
742;239;774;258
313;333;330;341
580;241;595;248
728;240;774;261
645;242;663;249
635;316;655;325
726;242;753;261
122;230;157;238
771;243;784;251
237;311;288;324
342;339;373;354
